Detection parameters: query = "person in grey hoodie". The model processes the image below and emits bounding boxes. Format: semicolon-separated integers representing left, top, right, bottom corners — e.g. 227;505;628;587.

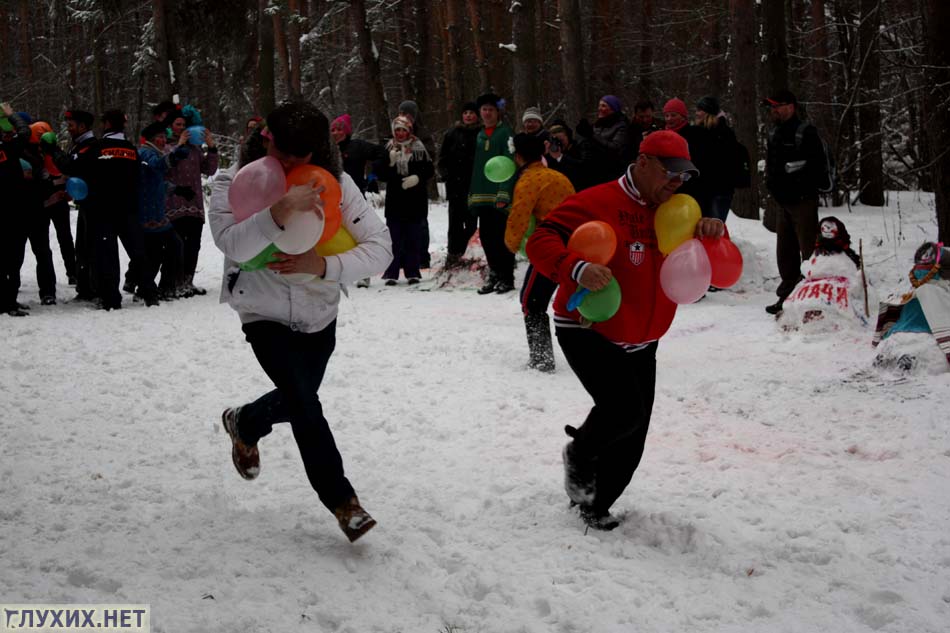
209;101;392;543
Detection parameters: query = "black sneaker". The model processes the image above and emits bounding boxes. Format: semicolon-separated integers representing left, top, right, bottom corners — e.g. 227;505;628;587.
221;407;260;480
765;299;784;315
477;279;497;294
122;281;136;294
5;307;28;317
384;279;397;286
494;281;515;294
579;505;621;531
407;278;420;285
333;496;377;542
40;296;56;306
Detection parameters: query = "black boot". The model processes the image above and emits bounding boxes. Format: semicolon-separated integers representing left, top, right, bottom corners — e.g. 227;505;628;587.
525;313;555;372
765;298;785;315
477;274;498;295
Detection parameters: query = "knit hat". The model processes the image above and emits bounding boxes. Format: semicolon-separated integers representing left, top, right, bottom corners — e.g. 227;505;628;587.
101;109;127;130
181;104;203;127
398;100;419;123
638;130;698;176
762;89;797;107
331;114;352;136
476;93;501;110
64;109;95;128
461;101;478;115
662;98;688;118
141;121;167;142
600;95;623;114
522;106;543;123
513;133;545;162
696;96;721;116
392;115;414;134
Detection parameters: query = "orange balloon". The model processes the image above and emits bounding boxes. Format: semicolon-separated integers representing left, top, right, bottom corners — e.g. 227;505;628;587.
286;165;343;245
567;221;617;265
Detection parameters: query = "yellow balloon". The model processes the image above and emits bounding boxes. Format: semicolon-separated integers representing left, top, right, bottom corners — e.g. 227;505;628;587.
654;193;701;255
315;226;358;256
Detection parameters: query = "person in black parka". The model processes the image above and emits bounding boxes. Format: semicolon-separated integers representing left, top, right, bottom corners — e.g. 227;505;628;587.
437;101;481;266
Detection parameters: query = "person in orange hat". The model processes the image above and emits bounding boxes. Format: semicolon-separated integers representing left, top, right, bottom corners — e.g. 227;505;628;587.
527;130;724;530
30;121;77;287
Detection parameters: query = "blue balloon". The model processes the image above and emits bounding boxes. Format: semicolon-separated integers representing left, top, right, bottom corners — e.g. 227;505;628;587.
186;126;205;146
66;177;88;201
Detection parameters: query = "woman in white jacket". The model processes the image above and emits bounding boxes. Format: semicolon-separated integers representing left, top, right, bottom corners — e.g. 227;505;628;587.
209;101;392;543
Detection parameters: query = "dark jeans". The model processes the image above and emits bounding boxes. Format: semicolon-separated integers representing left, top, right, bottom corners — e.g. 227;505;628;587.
143;230;183;295
172;216;204;279
420;218;430;269
478;207;514;286
46;201;76;280
92;210;158;307
774;197;819;300
26;200;57;300
447;195;477;258
384;218;423;280
239;320;355;511
519;264;557;316
708;194;733;223
74;206;95;298
1;200;29;310
557;327;658;514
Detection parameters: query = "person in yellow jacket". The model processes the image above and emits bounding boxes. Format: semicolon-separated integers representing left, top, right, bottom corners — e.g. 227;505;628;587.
505;133;576;372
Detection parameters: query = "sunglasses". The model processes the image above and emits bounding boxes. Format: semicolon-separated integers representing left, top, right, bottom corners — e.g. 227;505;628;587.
647;156;692;182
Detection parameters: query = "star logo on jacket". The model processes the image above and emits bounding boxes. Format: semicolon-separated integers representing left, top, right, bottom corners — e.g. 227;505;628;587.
629;241;645;266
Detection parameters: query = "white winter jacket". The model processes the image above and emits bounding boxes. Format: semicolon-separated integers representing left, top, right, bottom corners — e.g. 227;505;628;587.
209;167;392;333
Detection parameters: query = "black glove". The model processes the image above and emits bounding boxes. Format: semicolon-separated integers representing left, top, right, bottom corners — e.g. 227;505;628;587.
174;185;196;201
575;119;593;137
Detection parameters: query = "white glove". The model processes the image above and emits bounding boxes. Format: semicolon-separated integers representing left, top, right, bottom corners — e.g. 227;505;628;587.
389;150;400;166
401;175;420;189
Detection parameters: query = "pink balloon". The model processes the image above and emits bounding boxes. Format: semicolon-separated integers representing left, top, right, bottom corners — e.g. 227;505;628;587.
229;156;287;223
660;238;712;304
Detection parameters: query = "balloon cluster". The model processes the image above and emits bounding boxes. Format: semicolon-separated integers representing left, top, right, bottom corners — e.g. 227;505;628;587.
229;158;354;283
565;221;622;322
654;194;743;304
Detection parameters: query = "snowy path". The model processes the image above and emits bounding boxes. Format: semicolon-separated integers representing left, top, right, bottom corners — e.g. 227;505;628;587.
2;195;948;632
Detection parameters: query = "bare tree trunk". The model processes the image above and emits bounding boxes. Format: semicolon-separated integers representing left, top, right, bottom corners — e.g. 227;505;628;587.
350;0;390;139
808;0;834;147
762;0;788;95
18;0;33;94
257;0;276;115
444;0;465;119
287;0;303;98
729;0;760;220
411;0;430;112
466;0;491;90
558;0;585;124
704;1;725;93
638;0;655;99
273;10;292;100
153;0;173;98
923;0;950;242
857;0;884;205
511;0;538;119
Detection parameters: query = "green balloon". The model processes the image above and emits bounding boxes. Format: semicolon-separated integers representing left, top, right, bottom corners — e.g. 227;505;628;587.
484;155;516;183
239;243;280;271
518;215;537;256
0;117;12;133
577;277;622;322
41;131;58;145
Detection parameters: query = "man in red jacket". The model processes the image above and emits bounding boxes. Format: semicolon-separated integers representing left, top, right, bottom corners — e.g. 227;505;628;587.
526;130;724;530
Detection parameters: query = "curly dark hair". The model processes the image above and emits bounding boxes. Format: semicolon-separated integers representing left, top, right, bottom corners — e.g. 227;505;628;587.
266;100;342;178
239;127;267;167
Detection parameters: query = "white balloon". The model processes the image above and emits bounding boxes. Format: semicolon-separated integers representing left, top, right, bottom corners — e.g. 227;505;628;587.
273;211;324;255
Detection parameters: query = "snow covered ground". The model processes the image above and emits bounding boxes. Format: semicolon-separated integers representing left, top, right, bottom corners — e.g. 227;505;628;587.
2;191;948;633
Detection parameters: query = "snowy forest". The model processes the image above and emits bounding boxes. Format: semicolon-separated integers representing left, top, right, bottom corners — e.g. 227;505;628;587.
2;0;949;238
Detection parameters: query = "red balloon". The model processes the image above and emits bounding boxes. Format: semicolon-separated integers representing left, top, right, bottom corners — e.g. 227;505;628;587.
702;237;743;288
567;221;617;265
286;165;343;245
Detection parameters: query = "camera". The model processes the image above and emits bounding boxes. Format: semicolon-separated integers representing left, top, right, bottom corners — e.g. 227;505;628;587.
548;137;562;152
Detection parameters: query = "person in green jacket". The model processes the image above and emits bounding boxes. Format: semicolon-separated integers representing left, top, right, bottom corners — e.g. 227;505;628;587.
468;93;516;294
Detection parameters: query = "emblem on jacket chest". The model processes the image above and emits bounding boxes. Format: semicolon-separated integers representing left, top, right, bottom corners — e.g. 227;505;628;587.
629;241;645;266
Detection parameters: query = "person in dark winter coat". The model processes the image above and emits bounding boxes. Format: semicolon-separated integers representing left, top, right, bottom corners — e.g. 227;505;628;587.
663;97;713;216
437;102;481;266
1;104;36;316
163;106;219;297
138;121;188;301
378;115;434;284
693;96;738;222
545;121;586;191
331;114;387;195
762;89;829;315
469;92;517;294
16;116;58;307
526;130;724;531
575;95;629;186
397;100;437;269
30;121;77;288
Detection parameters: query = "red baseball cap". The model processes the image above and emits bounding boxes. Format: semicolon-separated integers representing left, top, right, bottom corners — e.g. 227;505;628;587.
638;130;698;176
